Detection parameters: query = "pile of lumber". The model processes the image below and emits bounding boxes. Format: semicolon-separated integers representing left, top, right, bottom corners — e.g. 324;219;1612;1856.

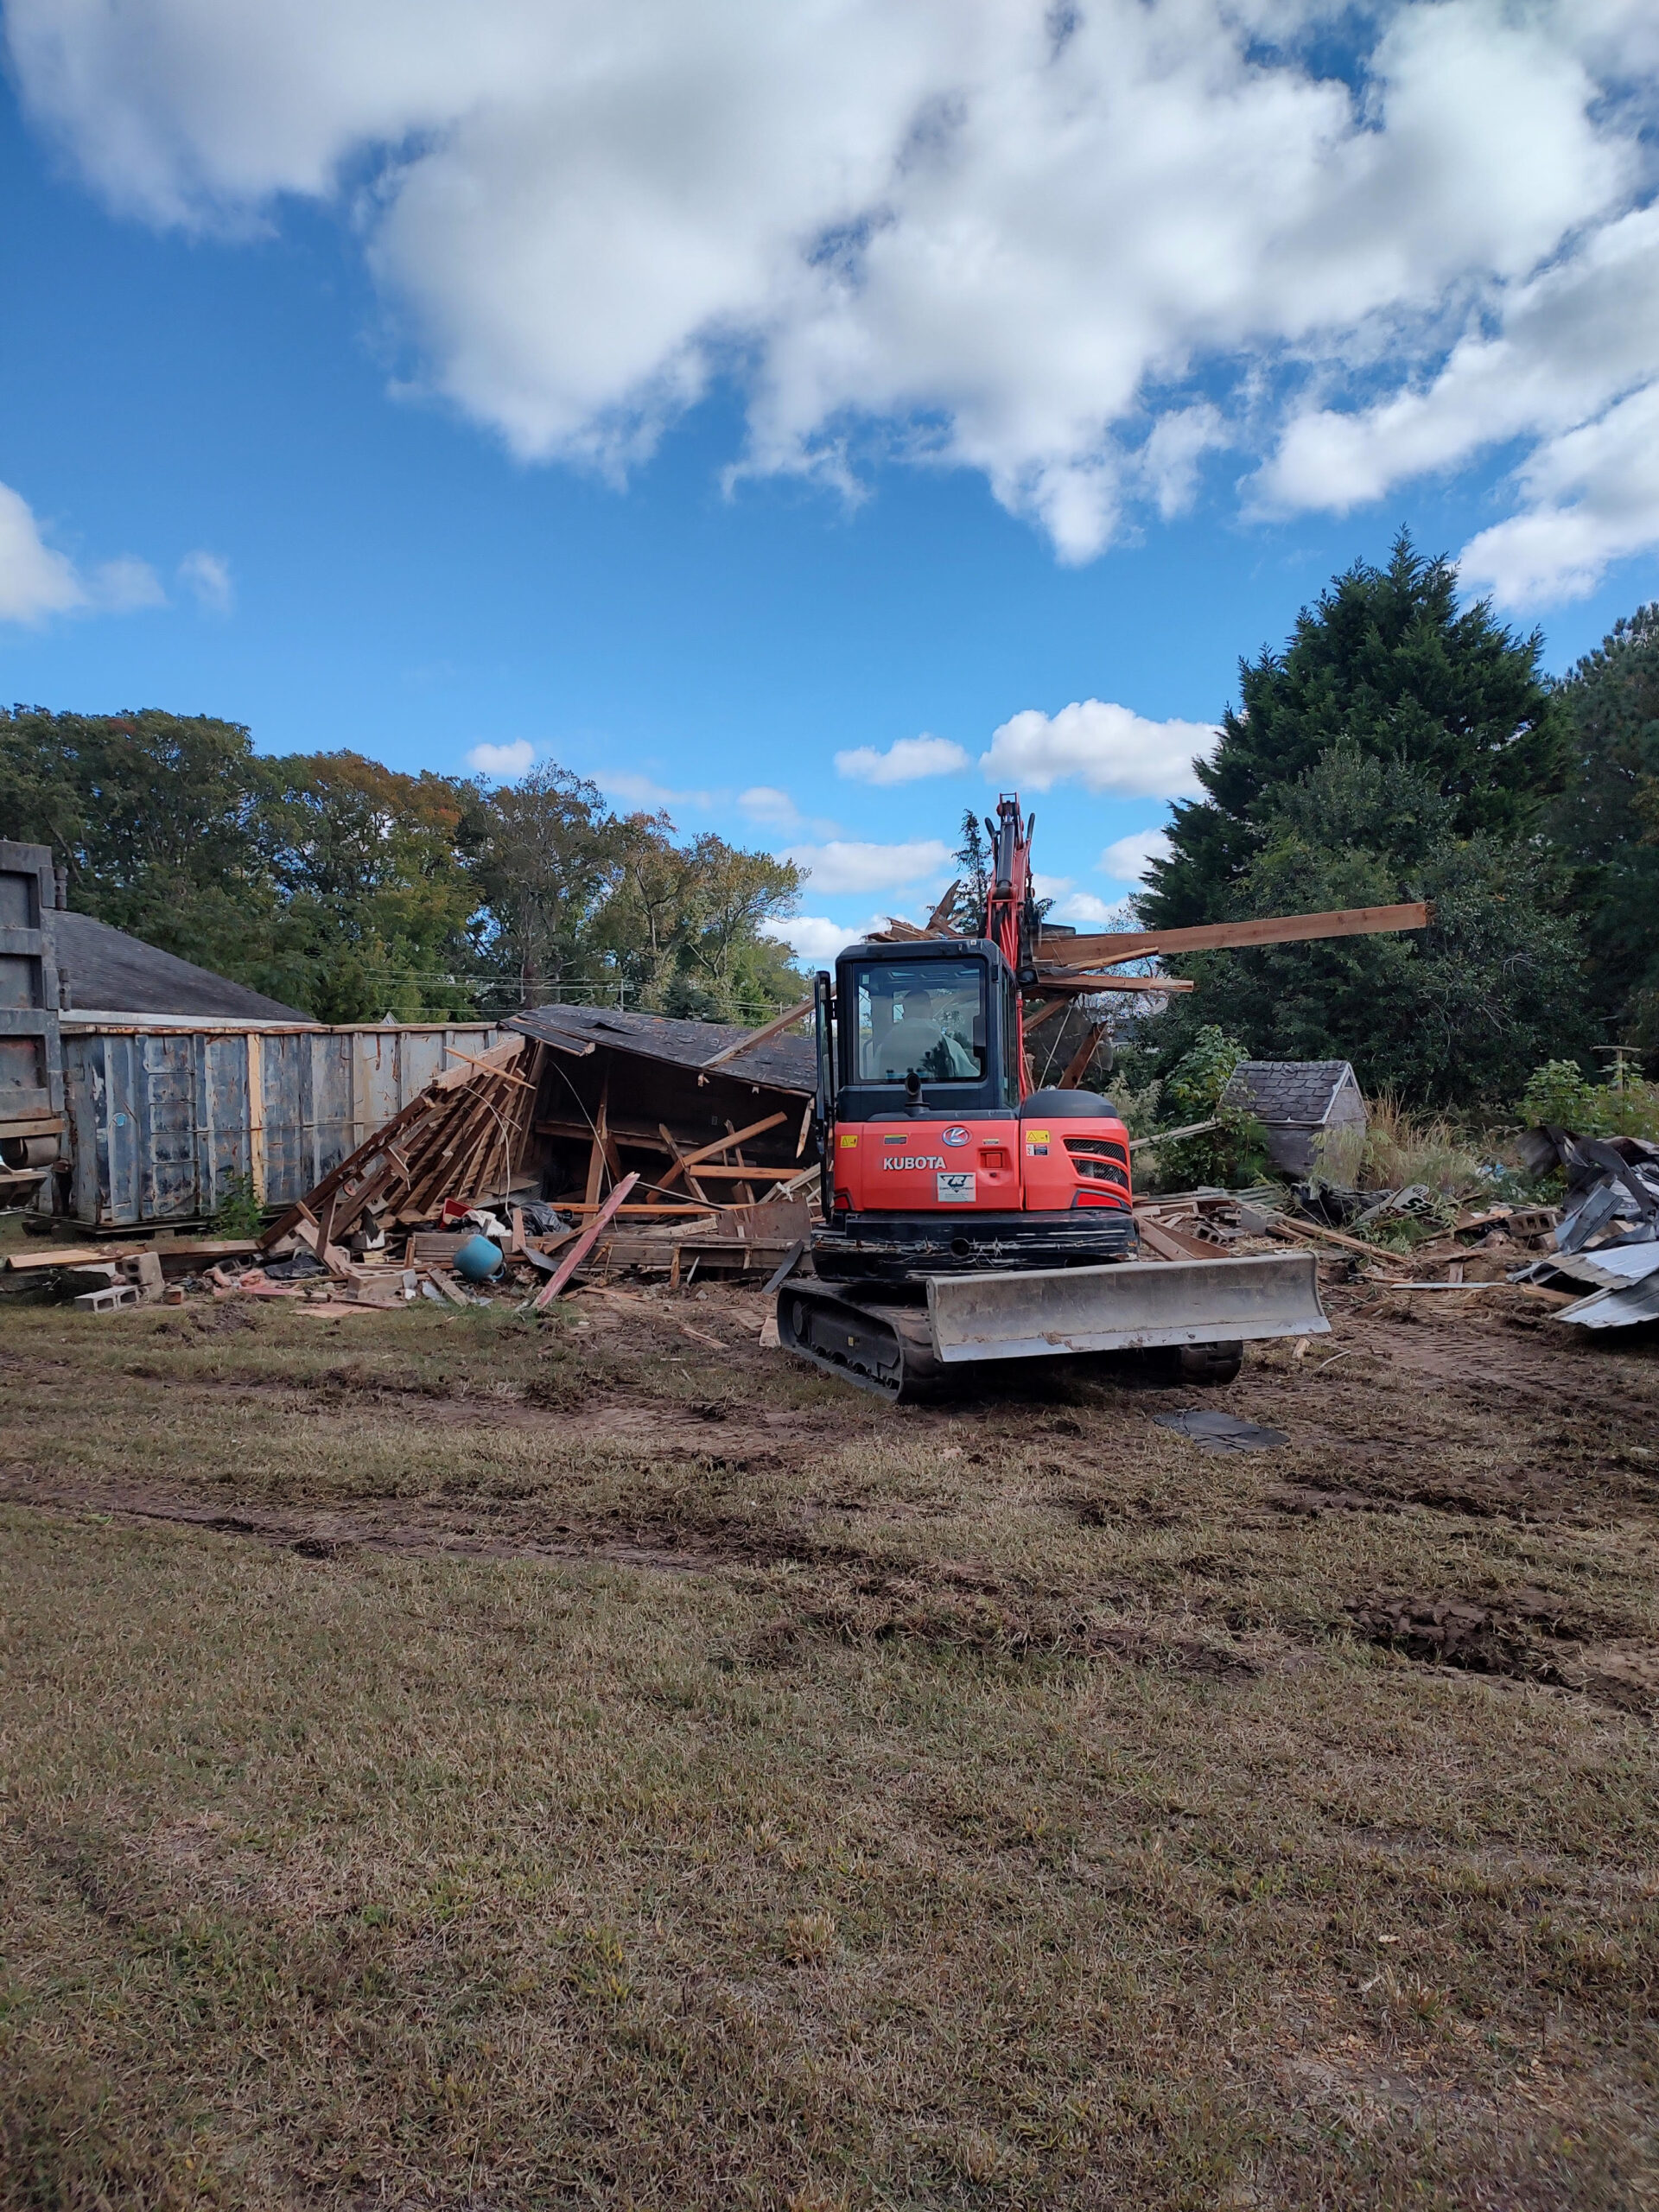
251;1027;817;1306
258;1036;538;1256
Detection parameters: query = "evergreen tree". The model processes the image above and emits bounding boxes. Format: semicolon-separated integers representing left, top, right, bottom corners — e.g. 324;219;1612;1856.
949;809;991;934
1142;534;1567;928
1549;605;1659;1061
1134;537;1585;1107
1149;746;1586;1106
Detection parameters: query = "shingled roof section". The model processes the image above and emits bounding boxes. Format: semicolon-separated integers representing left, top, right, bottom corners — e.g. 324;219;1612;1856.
48;909;312;1023
1222;1059;1359;1127
507;1001;815;1094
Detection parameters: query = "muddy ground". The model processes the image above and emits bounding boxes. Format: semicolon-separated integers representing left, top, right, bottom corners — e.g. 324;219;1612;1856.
2;1262;1657;2208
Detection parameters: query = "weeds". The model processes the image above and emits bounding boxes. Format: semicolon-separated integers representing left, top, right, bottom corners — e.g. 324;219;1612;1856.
211;1174;266;1239
1314;1093;1495;1198
1521;1056;1659;1141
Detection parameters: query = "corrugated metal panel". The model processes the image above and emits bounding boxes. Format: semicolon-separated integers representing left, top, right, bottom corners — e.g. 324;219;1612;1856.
59;1022;499;1225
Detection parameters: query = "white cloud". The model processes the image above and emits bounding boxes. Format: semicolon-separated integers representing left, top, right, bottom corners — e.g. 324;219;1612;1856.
738;784;802;829
1100;829;1173;885
762;912;882;963
1052;890;1131;927
1458;381;1659;607
179;548;234;613
9;2;1656;585
982;702;1217;802
784;837;953;893
0;480;86;621
0;480;167;623
598;769;712;811
1256;197;1659;601
835;734;969;785
467;738;536;779
92;555;167;611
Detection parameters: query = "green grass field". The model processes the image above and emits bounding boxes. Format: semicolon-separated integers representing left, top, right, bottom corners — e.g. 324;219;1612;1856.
3;1273;1656;2209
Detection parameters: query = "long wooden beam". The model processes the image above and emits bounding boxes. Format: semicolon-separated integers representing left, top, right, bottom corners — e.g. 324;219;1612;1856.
1030;973;1196;996
656;1109;788;1193
1039;900;1432;969
700;997;814;1071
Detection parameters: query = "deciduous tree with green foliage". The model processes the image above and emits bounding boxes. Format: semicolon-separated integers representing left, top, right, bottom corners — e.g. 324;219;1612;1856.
2;712;804;1027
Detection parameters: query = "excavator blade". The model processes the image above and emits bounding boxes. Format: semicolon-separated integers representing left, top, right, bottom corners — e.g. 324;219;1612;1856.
925;1252;1327;1363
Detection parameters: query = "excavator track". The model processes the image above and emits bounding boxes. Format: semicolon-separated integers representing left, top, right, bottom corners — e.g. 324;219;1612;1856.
774;1283;946;1402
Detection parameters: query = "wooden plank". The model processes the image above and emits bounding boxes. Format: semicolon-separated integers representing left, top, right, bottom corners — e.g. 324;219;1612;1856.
656;1123;715;1203
401;1093;497;1220
584;1068;610;1207
1264;1215;1405;1266
658;1162;801;1181
1021;997;1068;1033
5;1238;260;1273
1030;972;1197;995
1128;1118;1221;1153
924;881;961;932
725;1117;755;1206
441;1044;535;1090
533;1114;673;1150
431;1034;524;1090
400;1094;483;1218
554;1202;719;1217
1058;1020;1109;1090
523;1031;595;1059
1041;900;1433;970
245;1032;265;1205
698;998;813;1071
257;1077;457;1249
532;1173;640;1307
1135;1215;1216;1262
686;1109;787;1167
448;1088;517;1205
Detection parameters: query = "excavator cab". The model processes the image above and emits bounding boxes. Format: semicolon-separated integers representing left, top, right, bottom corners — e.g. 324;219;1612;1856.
834;938;1019;1121
808;933;1139;1279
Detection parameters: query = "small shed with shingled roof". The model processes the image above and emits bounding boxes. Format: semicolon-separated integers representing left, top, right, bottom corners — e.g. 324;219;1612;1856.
1221;1058;1366;1176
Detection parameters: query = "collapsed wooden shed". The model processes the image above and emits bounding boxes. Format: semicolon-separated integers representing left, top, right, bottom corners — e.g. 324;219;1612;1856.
507;1003;816;1208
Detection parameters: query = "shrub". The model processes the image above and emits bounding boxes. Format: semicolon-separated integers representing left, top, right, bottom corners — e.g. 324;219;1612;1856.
1314;1096;1494;1199
1152;1026;1271;1189
1518;1059;1659;1141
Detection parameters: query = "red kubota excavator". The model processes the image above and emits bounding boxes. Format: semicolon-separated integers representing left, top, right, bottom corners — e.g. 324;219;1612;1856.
775;794;1329;1398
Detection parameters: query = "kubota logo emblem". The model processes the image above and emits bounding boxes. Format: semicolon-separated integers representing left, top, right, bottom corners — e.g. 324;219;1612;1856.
881;1154;947;1171
942;1125;969;1147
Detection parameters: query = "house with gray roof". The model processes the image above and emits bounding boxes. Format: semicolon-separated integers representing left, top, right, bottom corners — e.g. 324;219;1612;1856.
45;908;310;1024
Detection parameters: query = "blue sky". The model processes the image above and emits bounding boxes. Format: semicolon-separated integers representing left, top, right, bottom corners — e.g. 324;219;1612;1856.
3;1;1657;963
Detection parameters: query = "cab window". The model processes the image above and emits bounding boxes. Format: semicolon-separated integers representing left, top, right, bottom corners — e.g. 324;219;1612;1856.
848;960;987;1084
